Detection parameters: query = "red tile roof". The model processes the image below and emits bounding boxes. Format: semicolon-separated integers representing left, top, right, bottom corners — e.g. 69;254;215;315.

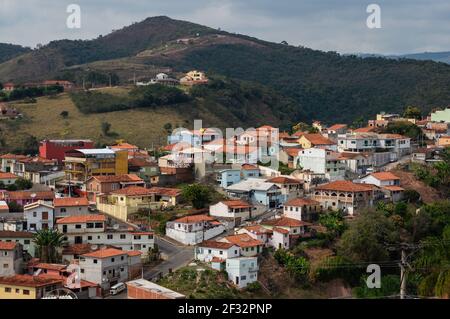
127;250;142;257
148;187;181;197
284;198;320;207
383;186;405;191
0;241;17;250
198;240;236;249
110;143;138;150
56;214;106;224
0;172;18;179
33;263;67;271
316;180;374;192
173;214;215;224
370;172;400;181
301;134;335;145
90;174;144;183
110;186;153;196
241;164;259;170
261;217;310;227
327;124;347;131
0;231;33;238
211;257;226;263
82;248;127;259
353;126;375;133
0;153;28;160
273;227;290;234
283;148;302;157
2;191;55;201
0;275;62;288
223;234;263;248
62;244;93;255
267;176;302;184
53;197;89;207
244;225;273;235
220;200;251;209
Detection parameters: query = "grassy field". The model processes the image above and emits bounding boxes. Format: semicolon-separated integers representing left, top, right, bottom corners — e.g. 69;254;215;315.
1;88;193;151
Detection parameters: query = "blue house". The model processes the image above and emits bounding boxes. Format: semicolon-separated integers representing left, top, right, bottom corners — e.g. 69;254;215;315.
217;169;241;188
225;178;283;208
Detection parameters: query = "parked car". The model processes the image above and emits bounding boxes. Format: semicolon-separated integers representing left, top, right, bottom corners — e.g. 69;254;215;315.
110;282;126;295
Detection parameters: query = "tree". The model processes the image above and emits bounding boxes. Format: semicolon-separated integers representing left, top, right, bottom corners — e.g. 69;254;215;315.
181;184;211;209
60;110;69;118
23;134;39;155
101;121;111;136
403;106;422;120
319;210;347;239
337;210;400;262
32;229;66;263
353;274;401;298
7;201;23;213
15;178;33;190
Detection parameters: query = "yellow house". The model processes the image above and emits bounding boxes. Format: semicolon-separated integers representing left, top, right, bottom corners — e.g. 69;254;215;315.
0;275;62;299
298;134;335;149
437;135;450;147
64;148;128;183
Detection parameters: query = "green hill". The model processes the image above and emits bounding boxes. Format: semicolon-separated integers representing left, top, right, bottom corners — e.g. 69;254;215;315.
0;43;32;64
1;16;450;124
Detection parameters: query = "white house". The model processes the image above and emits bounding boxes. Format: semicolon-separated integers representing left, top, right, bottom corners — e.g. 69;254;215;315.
53;197;90;218
226;257;258;288
220;234;264;257
195;240;240;268
23;200;54;232
209;200;252;226
260;216;310;249
359;172;401;187
297;148;346;181
79;248;129;291
236;225;273;247
283;198;321;221
165;215;225;245
0;172;19;186
0;231;34;257
56;215;154;257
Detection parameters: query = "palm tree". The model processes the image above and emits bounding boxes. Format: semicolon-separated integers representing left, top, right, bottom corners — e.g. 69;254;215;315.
32;229;66;263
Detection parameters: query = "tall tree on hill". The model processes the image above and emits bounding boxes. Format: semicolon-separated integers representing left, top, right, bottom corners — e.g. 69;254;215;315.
32;229;66;263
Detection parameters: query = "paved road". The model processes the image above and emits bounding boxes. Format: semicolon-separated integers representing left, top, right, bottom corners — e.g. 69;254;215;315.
144;236;194;281
382;155;411;171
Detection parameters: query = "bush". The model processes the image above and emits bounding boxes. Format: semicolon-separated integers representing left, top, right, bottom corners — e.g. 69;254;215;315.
245;281;262;292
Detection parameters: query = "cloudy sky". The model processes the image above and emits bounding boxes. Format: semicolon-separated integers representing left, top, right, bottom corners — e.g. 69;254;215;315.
0;0;449;54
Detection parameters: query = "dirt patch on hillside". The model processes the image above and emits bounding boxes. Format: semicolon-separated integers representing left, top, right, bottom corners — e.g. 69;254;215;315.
392;169;442;203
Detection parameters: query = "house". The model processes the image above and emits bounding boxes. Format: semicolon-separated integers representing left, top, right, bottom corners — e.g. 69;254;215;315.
297;148;346;181
147;187;182;206
381;186;405;203
42;80;74;90
0;172;18;186
0;190;55;206
86;174;145;201
0;200;9;215
0;153;28;173
437;135;450;147
220;234;264;257
266;176;303;202
279;147;301;168
225;178;282;208
283;198;321;221
165;214;225;245
0;231;34;257
127;279;186;299
0;275;62;299
63;148;128;184
241;164;260;179
195;241;240;267
236;225;273;246
180;70;209;86
338;152;372;175
56;215;154;257
337;133;411;157
15;156;60;183
260;217;310;248
209;200;252;226
53;197;90;218
298;134;336;150
23;200;55;232
128;158;159;183
39;139;94;163
326;124;348;135
226;257;258;289
0;241;23;276
217;169;241;188
2;83;15;91
78;248;130;292
359;172;401;187
311;180;378;216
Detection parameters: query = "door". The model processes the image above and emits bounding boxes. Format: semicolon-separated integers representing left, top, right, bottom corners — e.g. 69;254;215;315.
42;211;48;220
236;276;239;285
75;236;82;244
62;225;67;233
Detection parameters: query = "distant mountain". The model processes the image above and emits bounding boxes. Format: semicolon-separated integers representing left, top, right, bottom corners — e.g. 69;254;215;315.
0;43;31;64
2;16;450;125
355;51;450;64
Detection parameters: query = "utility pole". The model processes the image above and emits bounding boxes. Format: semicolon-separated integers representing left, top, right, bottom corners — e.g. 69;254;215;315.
400;248;407;299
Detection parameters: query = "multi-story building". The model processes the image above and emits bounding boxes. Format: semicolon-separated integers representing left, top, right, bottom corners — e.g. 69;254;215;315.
56;215;154;257
209;200;252;226
226;257;258;289
63;148;128;185
283;198;321;221
39;139;94;163
297;148;346;181
53;197;90;219
166;215;225;245
337;133;411;157
23;201;55;232
0;275;62;299
0;231;34;257
0;241;23;276
85;174;145;201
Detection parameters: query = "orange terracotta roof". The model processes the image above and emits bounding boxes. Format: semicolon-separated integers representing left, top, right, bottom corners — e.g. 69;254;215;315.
211;257;226;263
241;164;259;170
353;126;375;133
267;176;302;184
302;134;335;145
0;153;28;160
62;244;93;255
273;227;289;234
284;198;320;207
90;174;144;183
223;234;263;248
244;225;273;235
162;142;191;152
291;131;306;137
198;240;236;249
128;158;157;168
217;144;258;155
316;180;374;192
2;191;55;201
327;124;347;131
56;214;106;224
283;148;302;157
174;214;215;224
383;186;405;191
0;241;17;250
110;143;139;150
148;187;181;197
33;263;67;271
220;200;251;209
0;275;62;288
127;250;142;257
0;231;33;238
110;186;153;196
82;248;127;259
370;172;400;181
53;197;89;207
0;172;18;179
261;217;310;227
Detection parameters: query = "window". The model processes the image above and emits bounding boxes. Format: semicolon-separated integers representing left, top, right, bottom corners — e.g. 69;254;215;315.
80;269;85;273
107;234;113;240
23;290;30;295
86;223;94;229
120;234;126;239
120;267;125;272
133;235;141;240
4;287;11;293
24;240;30;245
95;223;103;228
111;258;115;262
3;264;8;268
219;251;223;255
93;260;97;264
88;236;92;240
121;256;124;260
75;224;82;229
15;289;19;293
33;212;37;217
241;275;247;280
61;208;67;213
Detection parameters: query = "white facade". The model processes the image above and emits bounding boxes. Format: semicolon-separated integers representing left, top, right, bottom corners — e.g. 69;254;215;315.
297;148;346;181
195;244;240;262
209;202;251;221
23;201;54;232
226;257;258;288
166;222;225;245
54;205;89;218
359;175;399;187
